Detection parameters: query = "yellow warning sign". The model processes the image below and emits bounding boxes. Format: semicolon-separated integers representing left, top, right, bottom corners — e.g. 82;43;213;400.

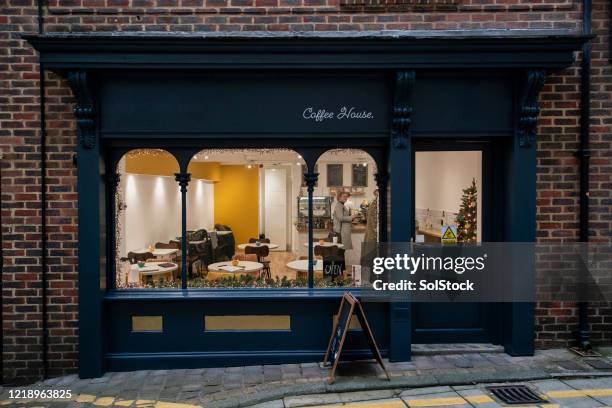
441;226;458;244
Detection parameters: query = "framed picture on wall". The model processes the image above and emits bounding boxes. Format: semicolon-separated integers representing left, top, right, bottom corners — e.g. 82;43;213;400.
327;164;343;187
352;163;368;187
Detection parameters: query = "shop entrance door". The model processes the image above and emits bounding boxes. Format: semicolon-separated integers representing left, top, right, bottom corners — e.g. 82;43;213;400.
412;141;502;344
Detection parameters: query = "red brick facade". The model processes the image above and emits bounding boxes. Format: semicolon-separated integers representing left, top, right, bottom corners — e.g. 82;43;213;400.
1;0;610;384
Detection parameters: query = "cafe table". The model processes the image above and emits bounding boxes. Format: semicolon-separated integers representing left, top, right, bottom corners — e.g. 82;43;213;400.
132;248;179;258
302;242;344;249
286;259;324;279
237;243;280;250
206;261;263;280
171;238;206;245
129;262;178;284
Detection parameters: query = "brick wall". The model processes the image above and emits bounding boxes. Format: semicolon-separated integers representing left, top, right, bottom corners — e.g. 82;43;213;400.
1;0;610;384
534;0;611;347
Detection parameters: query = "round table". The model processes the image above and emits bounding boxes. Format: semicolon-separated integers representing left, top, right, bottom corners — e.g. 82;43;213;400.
303;242;344;249
287;259;325;280
207;261;263;280
287;259;323;272
237;243;279;250
132;248;179;258
130;262;178;284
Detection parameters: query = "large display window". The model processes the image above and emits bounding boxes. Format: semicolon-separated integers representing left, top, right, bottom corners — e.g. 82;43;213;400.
111;148;381;290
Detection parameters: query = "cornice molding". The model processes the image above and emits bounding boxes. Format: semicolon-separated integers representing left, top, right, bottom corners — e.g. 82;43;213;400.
24;31;589;72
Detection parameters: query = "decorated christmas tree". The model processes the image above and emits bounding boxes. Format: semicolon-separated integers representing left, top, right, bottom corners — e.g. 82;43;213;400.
456;178;477;243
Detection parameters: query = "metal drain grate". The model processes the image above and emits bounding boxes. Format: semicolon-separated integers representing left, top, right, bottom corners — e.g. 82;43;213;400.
487;385;546;405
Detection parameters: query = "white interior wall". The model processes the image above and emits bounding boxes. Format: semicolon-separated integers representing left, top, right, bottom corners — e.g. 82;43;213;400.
122;173;214;255
263;168;288;250
415;151;482;240
186;178;215;231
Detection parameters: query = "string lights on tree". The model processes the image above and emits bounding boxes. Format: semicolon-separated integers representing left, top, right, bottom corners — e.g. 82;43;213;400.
456;178;477;243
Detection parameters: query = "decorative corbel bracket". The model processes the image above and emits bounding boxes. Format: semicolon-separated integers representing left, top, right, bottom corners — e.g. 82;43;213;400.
67;71;96;150
517;69;546;148
391;71;415;149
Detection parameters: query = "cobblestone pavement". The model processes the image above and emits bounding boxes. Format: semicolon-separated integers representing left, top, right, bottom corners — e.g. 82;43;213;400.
2;348;612;407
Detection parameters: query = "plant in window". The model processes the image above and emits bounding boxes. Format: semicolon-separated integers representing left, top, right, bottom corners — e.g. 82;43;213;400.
456;178;477;243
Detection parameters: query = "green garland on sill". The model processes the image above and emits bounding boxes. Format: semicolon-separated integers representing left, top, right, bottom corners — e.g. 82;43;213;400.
121;274;354;289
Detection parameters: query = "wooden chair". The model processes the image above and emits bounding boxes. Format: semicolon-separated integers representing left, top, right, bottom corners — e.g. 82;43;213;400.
155;242;177;249
126;252;153;264
249;237;270;244
187;243;205;276
245;245;271;279
314;245;338;258
233;253;258;262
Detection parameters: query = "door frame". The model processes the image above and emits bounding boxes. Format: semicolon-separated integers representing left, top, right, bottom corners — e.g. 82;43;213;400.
410;138;505;345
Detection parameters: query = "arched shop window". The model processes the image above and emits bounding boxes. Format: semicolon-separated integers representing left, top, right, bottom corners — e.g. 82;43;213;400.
114;149;182;289
314;149;379;288
185;149;317;288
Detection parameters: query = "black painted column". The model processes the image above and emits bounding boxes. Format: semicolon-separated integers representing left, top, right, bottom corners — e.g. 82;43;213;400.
175;172;191;290
374;172;388;243
504;69;545;356
304;172;318;289
68;71;105;378
389;70;415;362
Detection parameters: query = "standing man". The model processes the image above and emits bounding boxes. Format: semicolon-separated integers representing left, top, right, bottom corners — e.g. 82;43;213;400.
333;191;355;250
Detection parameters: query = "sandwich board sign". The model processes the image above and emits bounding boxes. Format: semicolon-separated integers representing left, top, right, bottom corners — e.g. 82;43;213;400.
441;225;458;244
323;292;390;383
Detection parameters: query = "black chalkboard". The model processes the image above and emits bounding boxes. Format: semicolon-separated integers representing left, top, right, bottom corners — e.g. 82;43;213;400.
323;258;344;279
327;294;354;366
323;293;389;383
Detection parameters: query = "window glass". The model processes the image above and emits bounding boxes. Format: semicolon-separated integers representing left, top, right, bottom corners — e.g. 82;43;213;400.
185;149;318;288
315;150;378;287
114;149;181;289
414;151;482;243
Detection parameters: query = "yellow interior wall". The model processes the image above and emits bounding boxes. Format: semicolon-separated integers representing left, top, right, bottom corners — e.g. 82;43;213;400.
125;152;179;176
214;165;259;248
188;162;221;182
126;154;221;182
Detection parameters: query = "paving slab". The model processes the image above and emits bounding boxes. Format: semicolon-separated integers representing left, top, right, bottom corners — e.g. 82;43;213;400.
246;399;284;408
401;391;469;408
338;389;396;402
285;393;342;407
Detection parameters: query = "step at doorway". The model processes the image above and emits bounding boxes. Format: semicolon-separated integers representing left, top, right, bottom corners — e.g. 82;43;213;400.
412;343;504;355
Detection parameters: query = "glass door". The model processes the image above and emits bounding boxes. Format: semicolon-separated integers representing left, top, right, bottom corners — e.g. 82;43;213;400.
412;141;502;344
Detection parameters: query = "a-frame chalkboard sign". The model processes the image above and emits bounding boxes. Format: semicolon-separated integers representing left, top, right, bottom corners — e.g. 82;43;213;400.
323;292;390;383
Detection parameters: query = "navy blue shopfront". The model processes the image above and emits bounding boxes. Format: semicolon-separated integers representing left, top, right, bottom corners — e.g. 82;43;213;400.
26;31;586;378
